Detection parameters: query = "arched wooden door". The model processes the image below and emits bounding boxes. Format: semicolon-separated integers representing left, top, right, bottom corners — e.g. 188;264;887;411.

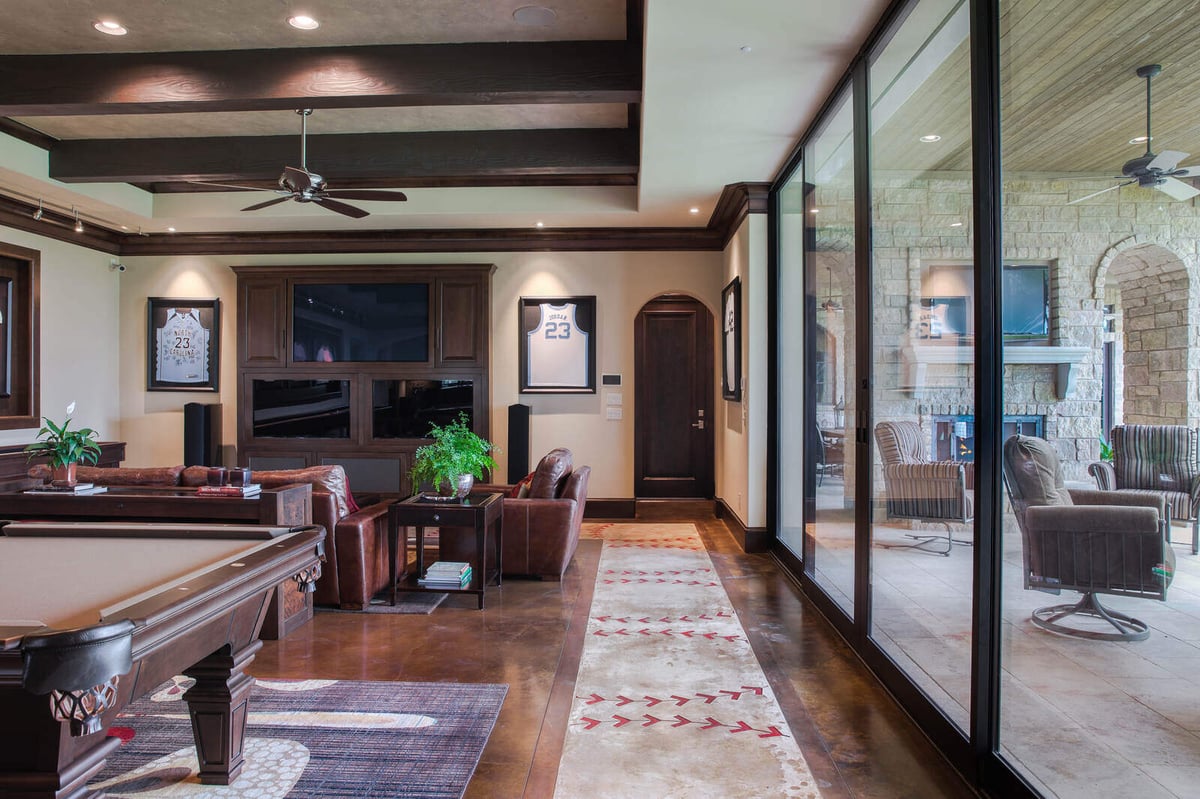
634;295;714;497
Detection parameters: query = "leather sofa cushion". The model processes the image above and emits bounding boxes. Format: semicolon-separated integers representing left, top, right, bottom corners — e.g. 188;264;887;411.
529;449;572;498
67;464;184;486
180;465;212;486
252;465;352;518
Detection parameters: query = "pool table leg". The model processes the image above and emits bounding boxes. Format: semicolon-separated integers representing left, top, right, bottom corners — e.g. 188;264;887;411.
182;640;263;785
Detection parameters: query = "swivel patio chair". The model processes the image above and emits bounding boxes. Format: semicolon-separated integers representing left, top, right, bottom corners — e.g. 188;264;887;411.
874;420;973;556
1004;434;1174;642
1088;424;1200;554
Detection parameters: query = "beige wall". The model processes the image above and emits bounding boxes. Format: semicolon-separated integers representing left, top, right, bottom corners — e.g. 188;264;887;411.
717;214;768;528
0;225;122;450
119;249;726;499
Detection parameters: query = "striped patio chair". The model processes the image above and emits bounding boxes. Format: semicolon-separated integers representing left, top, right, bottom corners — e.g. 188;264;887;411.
874;420;973;556
1088;424;1200;554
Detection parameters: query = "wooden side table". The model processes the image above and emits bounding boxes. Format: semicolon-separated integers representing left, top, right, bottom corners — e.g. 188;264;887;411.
387;492;503;609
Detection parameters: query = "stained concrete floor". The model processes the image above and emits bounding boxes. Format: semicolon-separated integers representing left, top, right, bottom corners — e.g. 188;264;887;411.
252;501;977;798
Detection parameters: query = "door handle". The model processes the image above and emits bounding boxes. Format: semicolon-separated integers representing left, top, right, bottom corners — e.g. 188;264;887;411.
692;420;705;429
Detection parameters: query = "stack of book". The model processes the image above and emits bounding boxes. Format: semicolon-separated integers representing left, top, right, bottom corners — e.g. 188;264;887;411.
418;561;472;589
25;482;107;495
196;483;262;497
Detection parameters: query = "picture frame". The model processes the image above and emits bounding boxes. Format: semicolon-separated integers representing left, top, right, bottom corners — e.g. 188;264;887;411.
519;296;596;394
147;297;220;392
721;277;741;401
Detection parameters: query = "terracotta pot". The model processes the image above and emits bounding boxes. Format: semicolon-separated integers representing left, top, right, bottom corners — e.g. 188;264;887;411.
51;462;78;488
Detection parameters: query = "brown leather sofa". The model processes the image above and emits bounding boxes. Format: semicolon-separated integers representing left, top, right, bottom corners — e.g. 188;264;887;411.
474;448;590;580
30;463;396;610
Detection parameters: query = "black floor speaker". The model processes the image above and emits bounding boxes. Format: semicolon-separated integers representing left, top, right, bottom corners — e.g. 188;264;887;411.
184;402;221;467
508;403;531;480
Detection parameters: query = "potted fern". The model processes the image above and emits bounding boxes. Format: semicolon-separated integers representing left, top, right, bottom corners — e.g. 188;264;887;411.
24;402;102;487
410;413;496;500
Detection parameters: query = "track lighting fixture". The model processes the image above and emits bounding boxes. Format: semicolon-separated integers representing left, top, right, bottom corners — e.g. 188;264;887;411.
32;199;43;221
72;207;83;234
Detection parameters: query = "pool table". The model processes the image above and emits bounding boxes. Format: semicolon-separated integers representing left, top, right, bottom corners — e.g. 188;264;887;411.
0;520;326;799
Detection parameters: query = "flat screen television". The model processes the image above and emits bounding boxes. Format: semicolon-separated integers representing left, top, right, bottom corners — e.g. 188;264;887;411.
252;379;351;438
1002;265;1049;339
293;283;428;362
372;379;474;439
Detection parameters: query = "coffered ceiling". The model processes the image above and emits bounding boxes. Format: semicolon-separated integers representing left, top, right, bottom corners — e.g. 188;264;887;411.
0;0;889;241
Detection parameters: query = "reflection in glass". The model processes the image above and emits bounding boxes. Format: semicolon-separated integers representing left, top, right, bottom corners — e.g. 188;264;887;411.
806;88;856;616
372;379;474;438
778;173;806;558
867;0;974;732
293;283;428;362
252;379;351;438
997;0;1199;795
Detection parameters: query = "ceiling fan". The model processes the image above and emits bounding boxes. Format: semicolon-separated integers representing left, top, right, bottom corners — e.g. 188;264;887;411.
194;109;409;218
1069;64;1200;205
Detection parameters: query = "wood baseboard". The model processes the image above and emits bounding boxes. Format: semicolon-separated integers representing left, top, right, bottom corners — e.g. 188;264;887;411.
714;497;771;553
583;498;637;518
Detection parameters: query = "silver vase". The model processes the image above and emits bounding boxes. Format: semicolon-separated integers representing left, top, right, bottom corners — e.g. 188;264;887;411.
454;473;475;499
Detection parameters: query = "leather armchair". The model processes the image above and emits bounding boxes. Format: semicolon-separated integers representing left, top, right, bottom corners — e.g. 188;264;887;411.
472;449;590;580
1089;424;1200;554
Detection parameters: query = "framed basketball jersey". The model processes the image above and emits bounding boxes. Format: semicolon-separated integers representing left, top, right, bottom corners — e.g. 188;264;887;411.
518;296;597;393
147;297;220;392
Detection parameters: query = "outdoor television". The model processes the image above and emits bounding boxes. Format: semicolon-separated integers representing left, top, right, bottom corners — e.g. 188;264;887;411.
252;379;351;438
1002;265;1049;339
292;283;428;362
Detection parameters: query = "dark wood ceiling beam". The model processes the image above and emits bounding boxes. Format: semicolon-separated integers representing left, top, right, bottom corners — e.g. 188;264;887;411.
0;41;640;116
117;226;722;256
50;128;639;184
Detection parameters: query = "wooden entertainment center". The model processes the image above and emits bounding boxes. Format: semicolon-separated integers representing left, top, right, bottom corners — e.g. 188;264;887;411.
233;264;493;496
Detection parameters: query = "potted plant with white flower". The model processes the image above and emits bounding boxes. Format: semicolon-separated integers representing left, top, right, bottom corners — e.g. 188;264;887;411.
24;402;102;487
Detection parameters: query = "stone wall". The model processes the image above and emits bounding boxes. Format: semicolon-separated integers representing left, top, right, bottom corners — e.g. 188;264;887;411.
816;170;1200;485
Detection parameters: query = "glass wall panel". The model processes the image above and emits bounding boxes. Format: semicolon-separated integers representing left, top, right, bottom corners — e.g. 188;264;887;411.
998;0;1200;794
867;0;974;732
778;171;807;559
805;89;856;615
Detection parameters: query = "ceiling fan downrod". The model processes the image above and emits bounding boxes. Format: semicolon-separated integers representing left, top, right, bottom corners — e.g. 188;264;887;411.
1136;64;1161;157
297;109;313;172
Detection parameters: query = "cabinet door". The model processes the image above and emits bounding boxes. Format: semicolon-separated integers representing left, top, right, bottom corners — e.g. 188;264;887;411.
436;278;485;367
239;278;286;366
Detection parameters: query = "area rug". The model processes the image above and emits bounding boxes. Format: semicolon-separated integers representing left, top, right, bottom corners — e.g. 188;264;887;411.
555;523;820;798
88;677;506;798
318;589;448;615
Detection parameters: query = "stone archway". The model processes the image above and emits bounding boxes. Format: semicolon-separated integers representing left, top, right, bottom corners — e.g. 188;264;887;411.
1097;240;1200;427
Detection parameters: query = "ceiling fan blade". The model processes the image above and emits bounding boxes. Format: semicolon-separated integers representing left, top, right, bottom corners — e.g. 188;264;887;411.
283;166;316;192
1148;150;1189;171
1066;181;1130;205
1168;164;1200;178
1155;176;1200;201
241;196;293;212
323;189;409;202
313;197;370;218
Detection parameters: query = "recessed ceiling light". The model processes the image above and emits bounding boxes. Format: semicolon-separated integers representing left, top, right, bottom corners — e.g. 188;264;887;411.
535;221;544;229
739;45;753;54
1129;135;1152;145
689;207;700;215
167;226;176;232
810;208;820;214
949;221;963;227
513;6;556;26
288;14;320;30
919;134;942;143
94;19;127;36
